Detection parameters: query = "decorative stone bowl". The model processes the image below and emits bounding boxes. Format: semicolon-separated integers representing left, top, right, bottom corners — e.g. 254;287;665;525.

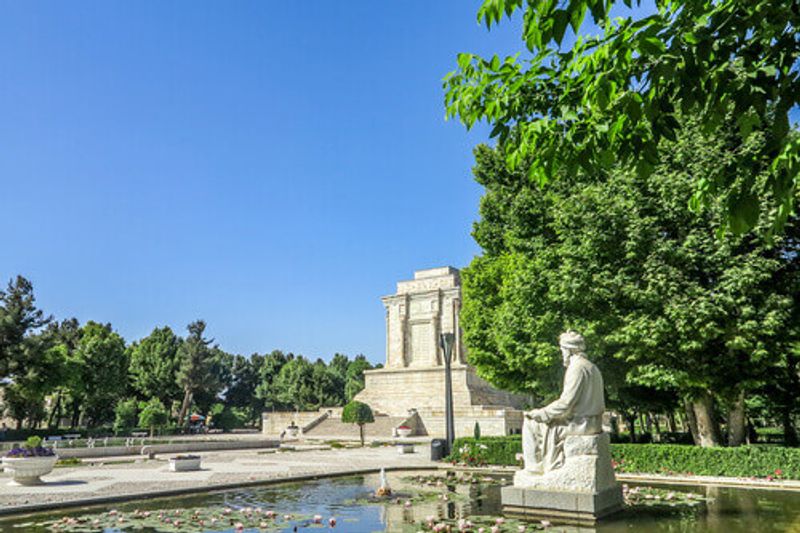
168;455;201;472
2;456;59;486
285;426;300;438
396;427;413;438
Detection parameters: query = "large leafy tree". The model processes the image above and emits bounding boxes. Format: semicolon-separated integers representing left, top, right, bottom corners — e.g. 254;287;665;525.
344;355;374;402
445;0;800;234
311;358;346;407
224;353;265;424
128;326;182;406
273;356;317;411
0;277;57;429
255;350;292;411
0;276;52;379
461;120;799;447
72;321;129;426
175;320;218;426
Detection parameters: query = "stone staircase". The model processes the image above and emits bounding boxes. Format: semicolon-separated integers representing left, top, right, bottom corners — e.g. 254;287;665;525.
302;414;406;440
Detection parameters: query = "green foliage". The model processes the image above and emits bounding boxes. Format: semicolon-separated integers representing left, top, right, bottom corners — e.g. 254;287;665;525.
1;276;379;433
344;355;374;401
176;320;219;425
224;354;265;425
445;0;800;233
473;421;481;440
341;400;375;425
311;358;345;407
137;398;169;436
449;436;800;479
128;326;182;405
612;444;800;479
208;402;246;432
460;126;800;443
25;436;42;449
448;436;521;466
342;400;374;446
72;322;129;426
273;356;317;411
255;350;291;410
176;321;218;394
113;398;139;434
0;276;52;379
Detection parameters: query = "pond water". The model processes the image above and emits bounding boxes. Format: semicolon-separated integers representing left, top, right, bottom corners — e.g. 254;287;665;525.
1;471;799;532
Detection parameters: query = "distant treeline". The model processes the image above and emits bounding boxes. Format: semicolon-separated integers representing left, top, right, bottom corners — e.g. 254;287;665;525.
0;275;378;433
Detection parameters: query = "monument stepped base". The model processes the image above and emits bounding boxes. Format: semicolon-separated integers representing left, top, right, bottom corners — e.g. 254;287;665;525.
501;485;624;526
354;365;527;438
501;433;624;524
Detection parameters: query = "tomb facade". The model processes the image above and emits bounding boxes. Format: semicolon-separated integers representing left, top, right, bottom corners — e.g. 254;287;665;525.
354;267;527;437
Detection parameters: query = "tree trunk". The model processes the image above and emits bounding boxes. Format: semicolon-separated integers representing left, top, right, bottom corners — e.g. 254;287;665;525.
692;391;721;447
783;407;799;447
683;397;700;445
359;424;365;447
667;412;677;433
177;389;193;430
727;389;747;447
623;411;637;443
47;391;62;429
70;398;81;428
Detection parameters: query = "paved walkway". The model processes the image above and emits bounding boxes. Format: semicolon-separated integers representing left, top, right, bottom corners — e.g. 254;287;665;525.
0;444;436;515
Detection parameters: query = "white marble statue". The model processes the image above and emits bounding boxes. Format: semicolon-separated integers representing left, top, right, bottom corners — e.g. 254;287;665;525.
503;331;623;519
521;330;604;475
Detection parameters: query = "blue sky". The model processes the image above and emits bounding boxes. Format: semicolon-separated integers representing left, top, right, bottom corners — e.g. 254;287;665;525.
0;2;527;363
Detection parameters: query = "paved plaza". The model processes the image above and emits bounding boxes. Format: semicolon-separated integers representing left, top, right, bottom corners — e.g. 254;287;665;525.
0;444;436;514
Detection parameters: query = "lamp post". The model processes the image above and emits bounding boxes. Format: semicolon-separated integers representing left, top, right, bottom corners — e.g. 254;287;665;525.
440;332;456;453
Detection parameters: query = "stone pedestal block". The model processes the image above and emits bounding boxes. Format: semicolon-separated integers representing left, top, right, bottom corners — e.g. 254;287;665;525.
501;485;623;525
502;433;623;524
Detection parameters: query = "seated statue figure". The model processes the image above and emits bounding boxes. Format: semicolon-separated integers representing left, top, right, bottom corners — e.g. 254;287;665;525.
504;331;623;519
522;330;604;475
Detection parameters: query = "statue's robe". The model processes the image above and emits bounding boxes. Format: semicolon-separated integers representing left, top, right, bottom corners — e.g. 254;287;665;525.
522;355;605;473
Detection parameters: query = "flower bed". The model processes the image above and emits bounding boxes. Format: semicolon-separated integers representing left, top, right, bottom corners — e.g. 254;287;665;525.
447;436;800;480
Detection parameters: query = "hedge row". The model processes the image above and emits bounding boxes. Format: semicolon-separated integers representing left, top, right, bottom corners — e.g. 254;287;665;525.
448;436;800;480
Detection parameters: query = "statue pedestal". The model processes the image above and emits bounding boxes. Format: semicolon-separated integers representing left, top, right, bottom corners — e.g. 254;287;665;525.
501;433;624;525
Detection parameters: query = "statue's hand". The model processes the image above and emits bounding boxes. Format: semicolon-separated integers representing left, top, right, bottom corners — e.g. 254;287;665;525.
526;409;546;422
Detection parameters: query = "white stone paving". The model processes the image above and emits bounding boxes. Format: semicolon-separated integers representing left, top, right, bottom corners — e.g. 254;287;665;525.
0;445;436;512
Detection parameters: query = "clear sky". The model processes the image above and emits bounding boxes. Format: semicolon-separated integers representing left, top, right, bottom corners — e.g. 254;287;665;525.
1;1;527;363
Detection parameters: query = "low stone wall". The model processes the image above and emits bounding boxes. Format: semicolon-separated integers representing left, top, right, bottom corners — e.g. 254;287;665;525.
56;439;279;459
419;407;524;439
262;411;329;436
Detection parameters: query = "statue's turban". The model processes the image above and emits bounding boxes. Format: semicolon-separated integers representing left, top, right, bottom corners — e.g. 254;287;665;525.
559;330;586;351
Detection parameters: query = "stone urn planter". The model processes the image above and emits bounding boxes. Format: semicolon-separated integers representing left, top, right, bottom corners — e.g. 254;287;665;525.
2;456;59;486
285;426;300;438
168;455;202;472
396;426;413;438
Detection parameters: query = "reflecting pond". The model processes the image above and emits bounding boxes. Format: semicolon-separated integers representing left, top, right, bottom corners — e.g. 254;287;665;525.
1;471;799;532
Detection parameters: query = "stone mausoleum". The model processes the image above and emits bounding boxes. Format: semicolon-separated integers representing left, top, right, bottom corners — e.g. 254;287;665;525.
354;267;527;438
262;266;527;439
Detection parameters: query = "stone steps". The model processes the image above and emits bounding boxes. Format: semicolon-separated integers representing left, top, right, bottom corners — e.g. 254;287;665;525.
302;415;406;440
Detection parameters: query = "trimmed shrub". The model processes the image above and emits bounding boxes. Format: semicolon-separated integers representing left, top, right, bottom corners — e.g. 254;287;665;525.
612;443;800;479
449;436;521;467
342;400;374;446
113;398;139;435
447;436;800;480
